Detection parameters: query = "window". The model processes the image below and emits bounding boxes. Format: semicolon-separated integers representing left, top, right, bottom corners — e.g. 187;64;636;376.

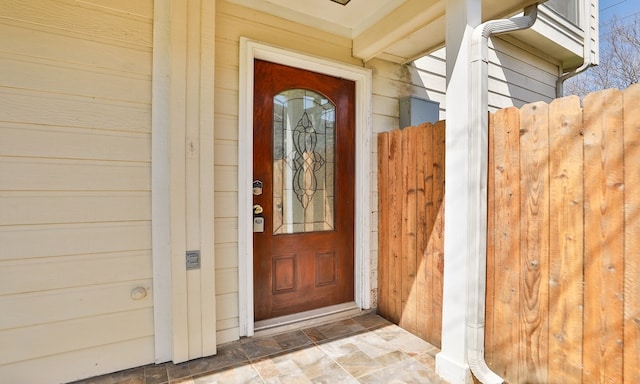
545;0;580;26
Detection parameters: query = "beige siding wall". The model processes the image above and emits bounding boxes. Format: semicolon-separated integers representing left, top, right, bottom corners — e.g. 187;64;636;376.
486;38;558;109
0;1;154;383
369;37;558;133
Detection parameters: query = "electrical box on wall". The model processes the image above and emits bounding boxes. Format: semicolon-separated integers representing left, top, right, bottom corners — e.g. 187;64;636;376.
399;96;440;129
186;250;200;270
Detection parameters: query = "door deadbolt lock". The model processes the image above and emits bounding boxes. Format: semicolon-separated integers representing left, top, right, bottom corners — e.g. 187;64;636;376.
253;180;263;196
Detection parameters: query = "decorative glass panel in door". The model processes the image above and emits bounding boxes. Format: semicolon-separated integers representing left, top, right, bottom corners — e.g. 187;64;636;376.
272;89;335;235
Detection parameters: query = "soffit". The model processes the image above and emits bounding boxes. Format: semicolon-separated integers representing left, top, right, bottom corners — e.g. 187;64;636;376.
226;0;542;63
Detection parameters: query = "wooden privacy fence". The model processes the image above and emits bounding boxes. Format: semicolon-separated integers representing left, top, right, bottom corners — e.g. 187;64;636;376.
377;120;445;346
377;84;640;384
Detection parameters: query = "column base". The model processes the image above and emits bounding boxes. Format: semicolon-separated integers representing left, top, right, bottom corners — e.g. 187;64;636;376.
435;351;473;384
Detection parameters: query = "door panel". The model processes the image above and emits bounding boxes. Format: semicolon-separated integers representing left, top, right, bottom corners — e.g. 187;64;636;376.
253;59;355;321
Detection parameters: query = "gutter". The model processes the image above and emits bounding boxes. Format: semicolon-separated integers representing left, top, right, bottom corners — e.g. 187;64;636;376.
468;5;539;384
556;1;595;97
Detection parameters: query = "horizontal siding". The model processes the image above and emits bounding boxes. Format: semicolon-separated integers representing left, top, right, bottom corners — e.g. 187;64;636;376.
0;337;155;384
372;94;400;119
216;292;240;344
216;268;238;295
76;0;153;18
0;158;150;191
0;0;153;382
487;38;558;108
0;53;150;103
214;165;238;192
0;223;151;261
0;251;152;294
0;279;153;330
0;23;151;74
214;139;238;166
0;0;152;47
215;63;239;92
370;38;558;125
215;218;238;244
0;124;150;162
214;191;238;218
0;191;150;225
215;115;239;141
0;307;154;365
0;89;151;133
215;243;238;270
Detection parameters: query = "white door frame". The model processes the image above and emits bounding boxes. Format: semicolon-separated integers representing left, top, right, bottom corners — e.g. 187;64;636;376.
238;38;373;336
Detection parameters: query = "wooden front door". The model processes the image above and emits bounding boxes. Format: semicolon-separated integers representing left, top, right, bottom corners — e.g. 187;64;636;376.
253;59;355;321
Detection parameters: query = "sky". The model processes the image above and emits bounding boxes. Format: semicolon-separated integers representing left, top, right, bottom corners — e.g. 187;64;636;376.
598;0;640;30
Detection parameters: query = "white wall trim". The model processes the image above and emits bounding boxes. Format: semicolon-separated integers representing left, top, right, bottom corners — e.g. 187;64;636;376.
152;0;217;362
238;38;373;337
151;0;173;363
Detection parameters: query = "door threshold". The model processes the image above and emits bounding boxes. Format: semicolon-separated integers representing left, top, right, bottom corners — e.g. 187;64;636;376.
253;302;365;338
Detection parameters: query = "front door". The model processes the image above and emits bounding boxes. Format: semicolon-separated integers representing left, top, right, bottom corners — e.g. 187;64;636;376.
253;59;355;321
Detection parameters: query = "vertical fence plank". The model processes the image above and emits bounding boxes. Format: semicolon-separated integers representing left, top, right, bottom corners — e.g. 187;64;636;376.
377;132;390;319
416;123;433;342
388;128;404;323
485;107;521;382
430;120;445;348
401;126;419;333
583;89;625;384
548;95;584;383
623;84;640;383
519;101;550;383
486;110;497;371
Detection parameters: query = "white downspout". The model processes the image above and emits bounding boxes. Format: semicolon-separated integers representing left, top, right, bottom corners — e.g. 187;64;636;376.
468;5;538;384
556;1;595;97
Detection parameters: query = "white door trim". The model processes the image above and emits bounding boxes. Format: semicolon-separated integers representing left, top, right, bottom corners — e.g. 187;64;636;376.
238;37;372;337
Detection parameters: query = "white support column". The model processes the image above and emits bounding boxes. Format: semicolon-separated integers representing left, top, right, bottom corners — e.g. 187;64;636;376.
435;0;480;383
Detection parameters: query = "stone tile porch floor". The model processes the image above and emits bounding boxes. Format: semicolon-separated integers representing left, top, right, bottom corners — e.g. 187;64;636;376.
69;313;447;384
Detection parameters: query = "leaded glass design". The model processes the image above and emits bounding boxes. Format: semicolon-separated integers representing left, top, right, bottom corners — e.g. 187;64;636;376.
273;89;335;235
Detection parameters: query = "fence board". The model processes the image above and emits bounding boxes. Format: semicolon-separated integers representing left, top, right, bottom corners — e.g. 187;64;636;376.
486;110;497;374
519;101;550;383
548;95;584;383
623;84;640;383
430;120;445;347
415;123;433;342
401;126;419;333
377;132;390;319
583;88;625;384
486;107;521;381
388;128;403;323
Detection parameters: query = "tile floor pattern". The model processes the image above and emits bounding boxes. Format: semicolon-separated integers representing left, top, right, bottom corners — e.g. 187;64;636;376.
69;313;448;384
